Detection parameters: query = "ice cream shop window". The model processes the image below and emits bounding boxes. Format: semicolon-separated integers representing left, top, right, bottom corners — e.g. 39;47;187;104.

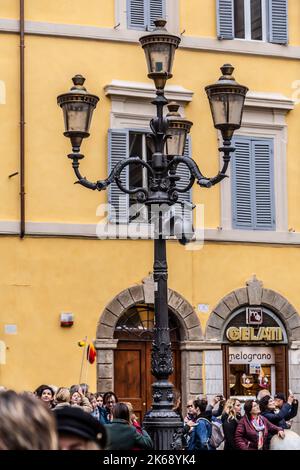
222;306;288;399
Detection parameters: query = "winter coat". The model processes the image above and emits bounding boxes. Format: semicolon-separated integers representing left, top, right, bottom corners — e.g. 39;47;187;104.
105;419;153;450
235;415;282;450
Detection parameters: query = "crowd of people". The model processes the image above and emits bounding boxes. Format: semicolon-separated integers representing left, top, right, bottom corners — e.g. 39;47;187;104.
0;383;298;451
183;389;298;451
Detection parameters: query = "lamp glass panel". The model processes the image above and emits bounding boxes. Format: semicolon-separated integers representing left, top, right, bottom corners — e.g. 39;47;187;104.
145;43;174;74
63;101;93;134
209;93;245;130
165;129;186;156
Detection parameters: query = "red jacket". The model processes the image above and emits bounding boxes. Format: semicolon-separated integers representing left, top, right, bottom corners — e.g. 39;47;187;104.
235;415;282;450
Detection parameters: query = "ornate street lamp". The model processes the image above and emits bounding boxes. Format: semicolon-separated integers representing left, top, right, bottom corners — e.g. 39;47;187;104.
57;19;248;450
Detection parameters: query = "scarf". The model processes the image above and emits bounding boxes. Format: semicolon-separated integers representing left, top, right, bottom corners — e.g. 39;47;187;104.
251;416;265;450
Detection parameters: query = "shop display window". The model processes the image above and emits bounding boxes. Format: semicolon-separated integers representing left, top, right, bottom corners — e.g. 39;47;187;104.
229;364;272;397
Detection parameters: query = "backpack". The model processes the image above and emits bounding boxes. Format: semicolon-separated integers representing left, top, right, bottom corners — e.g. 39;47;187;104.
209;418;224;449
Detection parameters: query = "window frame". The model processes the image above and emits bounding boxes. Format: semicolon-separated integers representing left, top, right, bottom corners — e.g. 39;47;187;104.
219;91;293;236
115;0;179;33
105;80;194;234
234;0;268;42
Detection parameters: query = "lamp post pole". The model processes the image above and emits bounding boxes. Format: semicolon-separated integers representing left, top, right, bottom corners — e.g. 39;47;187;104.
57;19;248;450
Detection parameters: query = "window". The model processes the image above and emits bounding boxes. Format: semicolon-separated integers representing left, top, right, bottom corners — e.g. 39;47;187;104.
127;0;166;30
231;136;275;230
105;80;194;231
108;128;192;224
233;0;265;41
217;0;288;44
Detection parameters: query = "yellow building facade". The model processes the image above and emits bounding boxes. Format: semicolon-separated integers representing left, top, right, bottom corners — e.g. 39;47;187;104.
1;0;300;429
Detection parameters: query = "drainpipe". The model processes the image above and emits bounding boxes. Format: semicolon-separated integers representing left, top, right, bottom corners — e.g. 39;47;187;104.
20;0;25;238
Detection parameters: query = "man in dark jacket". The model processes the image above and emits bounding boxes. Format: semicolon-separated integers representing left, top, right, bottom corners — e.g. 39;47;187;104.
274;392;298;426
260;394;296;429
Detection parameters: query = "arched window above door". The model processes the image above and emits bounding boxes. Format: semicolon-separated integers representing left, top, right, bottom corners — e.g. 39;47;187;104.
114;304;181;341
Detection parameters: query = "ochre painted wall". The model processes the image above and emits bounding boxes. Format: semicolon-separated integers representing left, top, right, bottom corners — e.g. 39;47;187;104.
1;33;300;227
1;237;300;391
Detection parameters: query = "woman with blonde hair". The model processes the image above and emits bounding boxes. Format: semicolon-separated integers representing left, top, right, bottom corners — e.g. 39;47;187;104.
221;398;242;450
53;387;71;410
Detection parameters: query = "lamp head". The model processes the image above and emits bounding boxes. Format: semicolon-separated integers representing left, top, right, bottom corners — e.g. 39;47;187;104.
205;64;248;142
165;102;193;158
57;75;99;152
139;19;181;90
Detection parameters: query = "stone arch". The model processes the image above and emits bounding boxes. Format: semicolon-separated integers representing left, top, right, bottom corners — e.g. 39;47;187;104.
96;277;203;342
95;275;203;398
205;275;300;343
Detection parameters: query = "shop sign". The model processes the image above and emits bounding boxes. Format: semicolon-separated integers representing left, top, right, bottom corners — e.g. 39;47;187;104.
226;326;283;342
229;347;275;364
246;307;263;325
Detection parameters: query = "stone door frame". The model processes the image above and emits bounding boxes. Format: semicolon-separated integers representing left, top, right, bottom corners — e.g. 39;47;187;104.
94;275;204;408
204;276;300;433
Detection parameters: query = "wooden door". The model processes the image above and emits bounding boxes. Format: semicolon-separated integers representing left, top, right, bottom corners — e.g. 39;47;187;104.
115;340;181;421
114;342;146;422
274;345;288;397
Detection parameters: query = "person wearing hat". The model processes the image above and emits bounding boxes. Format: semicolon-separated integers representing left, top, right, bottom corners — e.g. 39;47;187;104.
53;406;107;450
274;392;298;426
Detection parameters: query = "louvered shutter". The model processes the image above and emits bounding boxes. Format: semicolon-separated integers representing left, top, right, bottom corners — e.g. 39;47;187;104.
174;136;193;224
268;0;288;44
232;138;253;229
253;139;275;230
127;0;146;30
149;0;166;29
108;129;129;223
216;0;234;39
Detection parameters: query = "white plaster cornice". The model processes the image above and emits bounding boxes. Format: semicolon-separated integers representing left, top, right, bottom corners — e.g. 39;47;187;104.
180;35;300;60
1;18;300;60
245;91;295;111
104;80;193;105
2;221;300;245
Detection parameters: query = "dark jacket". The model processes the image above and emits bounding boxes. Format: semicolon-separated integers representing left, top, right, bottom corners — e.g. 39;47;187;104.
105;419;153;450
285;400;298;421
99;406;111;425
235;415;282;450
261;402;294;429
221;413;241;450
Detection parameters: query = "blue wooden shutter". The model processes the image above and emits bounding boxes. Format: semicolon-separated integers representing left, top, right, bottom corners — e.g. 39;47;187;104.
232;138;253;229
268;0;288;44
174;136;193;224
108;129;129;223
216;0;234;39
253;139;275;230
149;0;166;29
232;137;275;230
127;0;146;30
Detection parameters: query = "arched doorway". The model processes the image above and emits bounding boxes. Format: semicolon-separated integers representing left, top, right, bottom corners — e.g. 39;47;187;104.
95;277;203;414
113;304;181;421
222;305;288;399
